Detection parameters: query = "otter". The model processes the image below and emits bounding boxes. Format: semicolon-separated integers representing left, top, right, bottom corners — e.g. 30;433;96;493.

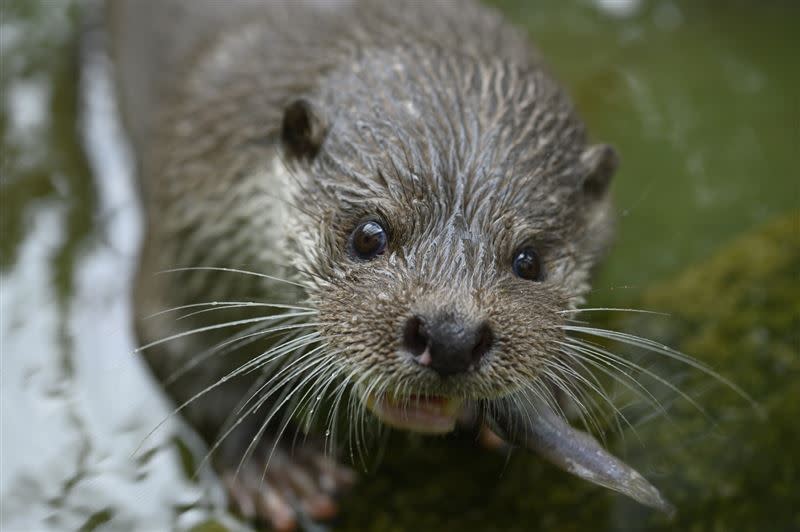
107;0;672;528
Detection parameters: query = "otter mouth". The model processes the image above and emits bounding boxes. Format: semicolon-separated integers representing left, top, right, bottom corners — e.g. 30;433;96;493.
365;393;464;434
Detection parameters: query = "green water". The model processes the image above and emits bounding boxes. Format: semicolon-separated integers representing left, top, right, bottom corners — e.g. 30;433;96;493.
1;0;797;530
491;0;799;304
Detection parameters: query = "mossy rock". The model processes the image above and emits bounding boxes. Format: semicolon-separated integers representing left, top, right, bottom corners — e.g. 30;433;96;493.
612;211;800;531
332;212;799;531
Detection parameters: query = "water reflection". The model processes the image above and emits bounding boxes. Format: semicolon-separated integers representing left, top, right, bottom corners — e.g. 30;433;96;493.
1;4;218;529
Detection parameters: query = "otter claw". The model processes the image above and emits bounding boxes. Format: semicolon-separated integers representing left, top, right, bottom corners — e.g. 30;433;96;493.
487;401;675;516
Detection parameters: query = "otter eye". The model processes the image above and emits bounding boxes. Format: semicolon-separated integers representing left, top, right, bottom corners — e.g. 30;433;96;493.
512;247;543;281
349;220;388;260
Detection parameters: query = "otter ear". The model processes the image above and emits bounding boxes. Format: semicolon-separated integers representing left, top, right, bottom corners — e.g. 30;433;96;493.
579;144;618;199
281;98;327;160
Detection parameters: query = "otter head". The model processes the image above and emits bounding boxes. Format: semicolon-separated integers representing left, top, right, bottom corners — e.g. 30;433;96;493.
279;48;618;434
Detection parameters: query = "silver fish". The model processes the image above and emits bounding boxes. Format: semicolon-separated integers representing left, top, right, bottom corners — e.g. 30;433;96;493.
487;399;675;516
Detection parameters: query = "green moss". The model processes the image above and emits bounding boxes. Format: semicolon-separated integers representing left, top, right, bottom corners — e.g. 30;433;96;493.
336;433;608;532
617;211;800;530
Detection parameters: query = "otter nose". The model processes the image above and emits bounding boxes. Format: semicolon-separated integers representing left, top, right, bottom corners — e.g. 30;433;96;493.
402;314;493;377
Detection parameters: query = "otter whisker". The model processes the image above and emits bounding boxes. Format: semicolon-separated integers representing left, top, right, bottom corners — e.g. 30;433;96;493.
563;336;710;419
285;357;347;439
541;358;619;440
559;340;670;421
530;375;567;422
560;340;663;410
355;371;379;458
496;385;540;446
258;357;344;487
287;364;341;452
556;346;642;441
135;313;318;354
295;362;348;448
250;350;338;420
165;321;317;386
355;374;382;459
557;307;669;317
217;368;276;444
321;374;349;456
258;359;349;478
232;338;329;418
526;376;599;430
562;325;758;410
174;323;318;384
238;330;328;378
224;337;328;449
352;367;389;469
366;375;398;454
271;356;341;440
158;266;308;289
325;366;359;458
347;372;368;470
226;333;325;423
165;321;273;385
217;348;335;479
628;370;714;431
331;362;378;459
500;377;555;445
556;351;630;429
145;300;317;320
138;335;324;462
176;332;319;420
529;370;605;439
175;304;311;321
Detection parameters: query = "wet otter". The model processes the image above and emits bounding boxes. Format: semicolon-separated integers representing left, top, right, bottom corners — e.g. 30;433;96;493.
108;0;671;528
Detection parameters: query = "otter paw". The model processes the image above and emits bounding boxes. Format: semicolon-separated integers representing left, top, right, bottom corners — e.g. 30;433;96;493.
478;422;510;452
457;407;510;453
221;446;355;531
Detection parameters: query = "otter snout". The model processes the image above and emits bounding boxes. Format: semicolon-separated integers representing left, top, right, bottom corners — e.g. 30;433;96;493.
402;313;493;377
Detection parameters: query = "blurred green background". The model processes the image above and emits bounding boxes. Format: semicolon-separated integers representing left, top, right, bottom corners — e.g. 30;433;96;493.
488;0;798;305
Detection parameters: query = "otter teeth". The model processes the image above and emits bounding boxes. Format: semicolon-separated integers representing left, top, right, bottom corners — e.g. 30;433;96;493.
366;394;463;434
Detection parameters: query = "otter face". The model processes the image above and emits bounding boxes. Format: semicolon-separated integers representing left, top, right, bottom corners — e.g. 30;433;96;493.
280;51;618;434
